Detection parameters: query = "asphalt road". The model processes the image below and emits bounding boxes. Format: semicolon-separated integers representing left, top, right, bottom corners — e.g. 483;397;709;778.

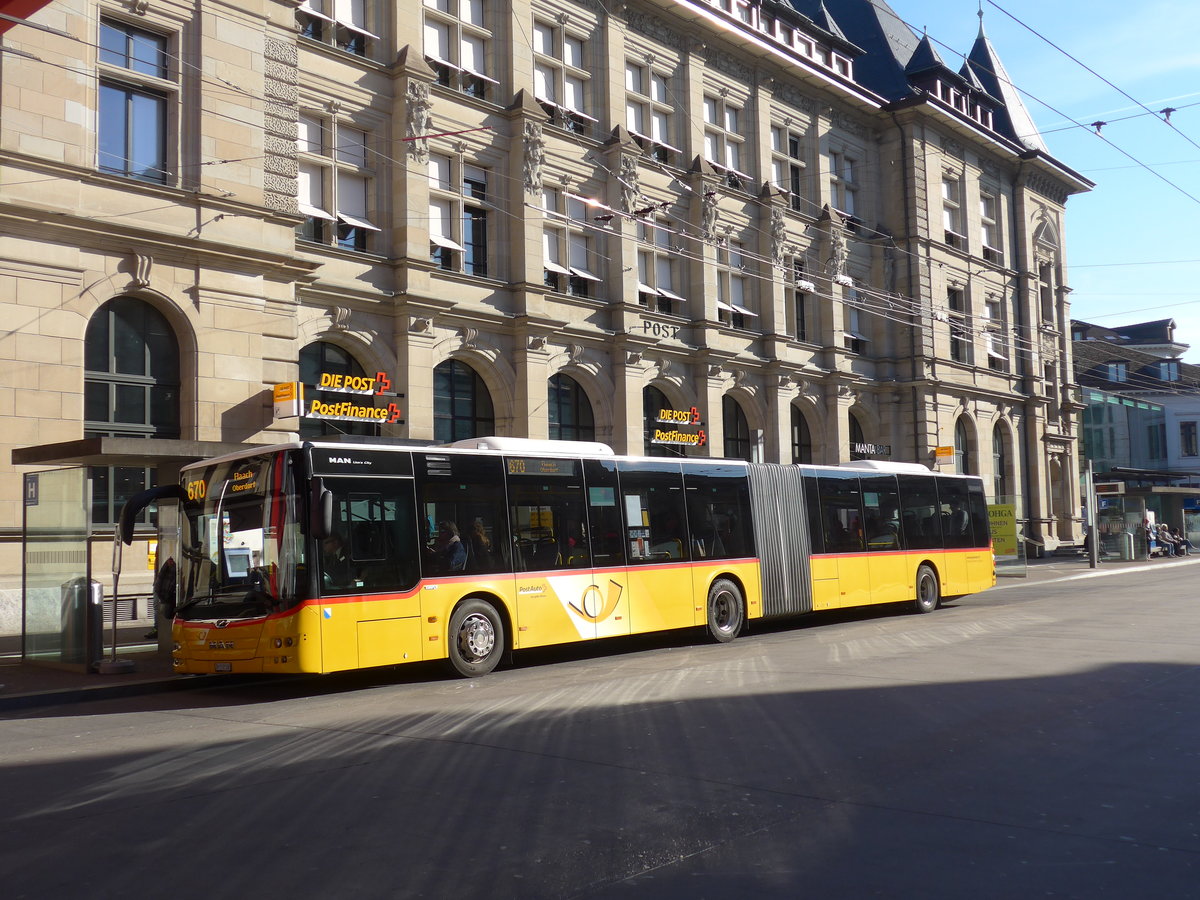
3;566;1199;899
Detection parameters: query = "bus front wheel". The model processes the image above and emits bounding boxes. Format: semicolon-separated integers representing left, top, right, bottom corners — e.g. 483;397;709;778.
706;578;745;643
913;564;940;614
448;599;504;677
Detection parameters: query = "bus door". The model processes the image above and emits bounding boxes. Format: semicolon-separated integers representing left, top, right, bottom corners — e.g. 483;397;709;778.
581;459;631;640
817;474;870;609
937;479;974;594
614;461;693;634
861;475;907;605
506;456;623;645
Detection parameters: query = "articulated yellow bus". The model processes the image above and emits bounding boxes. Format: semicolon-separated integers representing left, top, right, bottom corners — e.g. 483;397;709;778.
132;437;994;678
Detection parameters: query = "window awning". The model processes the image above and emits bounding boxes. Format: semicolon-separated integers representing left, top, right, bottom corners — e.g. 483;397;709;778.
430;234;464;251
338;211;380;232
299;202;335;221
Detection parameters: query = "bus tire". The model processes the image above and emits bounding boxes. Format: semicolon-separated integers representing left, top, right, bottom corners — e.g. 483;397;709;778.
913;564;940;614
706;578;744;643
447;599;504;677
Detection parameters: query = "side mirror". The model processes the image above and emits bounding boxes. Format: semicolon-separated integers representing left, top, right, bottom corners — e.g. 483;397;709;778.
117;484;186;545
311;479;333;538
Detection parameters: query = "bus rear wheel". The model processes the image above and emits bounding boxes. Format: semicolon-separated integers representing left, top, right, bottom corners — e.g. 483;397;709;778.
706;578;744;643
448;599;504;677
913;564;940;614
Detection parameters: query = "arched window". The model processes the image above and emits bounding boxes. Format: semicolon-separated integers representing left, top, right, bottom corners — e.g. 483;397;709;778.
993;424;1010;499
791;405;812;464
955;417;973;475
849;412;866;460
434;359;494;443
299;341;380;440
723;395;752;461
548;373;594;442
84;297;180;523
643;385;683;457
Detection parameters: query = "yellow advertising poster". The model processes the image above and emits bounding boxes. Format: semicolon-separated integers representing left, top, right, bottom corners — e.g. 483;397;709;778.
988;504;1018;557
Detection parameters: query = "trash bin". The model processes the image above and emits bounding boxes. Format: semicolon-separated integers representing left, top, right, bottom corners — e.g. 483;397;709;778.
60;577;103;666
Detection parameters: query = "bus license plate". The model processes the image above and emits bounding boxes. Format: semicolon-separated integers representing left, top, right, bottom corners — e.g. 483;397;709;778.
215;662;232;673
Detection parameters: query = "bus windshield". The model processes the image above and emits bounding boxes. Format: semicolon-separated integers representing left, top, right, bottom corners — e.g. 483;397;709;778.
178;451;307;621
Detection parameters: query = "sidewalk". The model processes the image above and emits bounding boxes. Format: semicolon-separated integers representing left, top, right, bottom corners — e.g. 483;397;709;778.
3;552;1198;711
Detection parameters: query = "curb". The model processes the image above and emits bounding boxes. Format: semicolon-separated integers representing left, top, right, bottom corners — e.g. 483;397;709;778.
992;554;1200;590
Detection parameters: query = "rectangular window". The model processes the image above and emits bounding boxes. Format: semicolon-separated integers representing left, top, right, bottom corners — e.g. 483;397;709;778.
980;191;1002;262
296;113;378;252
791;259;814;342
948;287;971;364
626;61;679;163
299;0;378;59
703;93;749;188
771;125;806;213
716;240;756;329
1181;422;1198;457
637;218;683;315
533;19;595;134
943;176;964;246
98;19;173;184
428;154;489;276
828;149;857;220
423;0;495;98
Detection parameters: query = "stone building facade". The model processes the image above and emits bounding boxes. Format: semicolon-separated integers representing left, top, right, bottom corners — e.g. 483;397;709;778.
0;0;1090;633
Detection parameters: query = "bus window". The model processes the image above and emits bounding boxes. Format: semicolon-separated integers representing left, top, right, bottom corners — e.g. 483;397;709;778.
897;474;943;550
505;457;588;571
818;474;864;552
322;479;421;595
584;459;625;569
937;478;974;549
803;471;824;555
861;475;901;550
415;453;510;576
967;481;991;548
684;464;754;560
617;461;687;564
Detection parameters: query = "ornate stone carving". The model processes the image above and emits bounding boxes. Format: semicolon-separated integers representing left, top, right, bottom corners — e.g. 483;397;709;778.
523;120;545;196
701;189;719;240
770;206;787;265
826;217;847;280
328;305;351;331
406;82;431;163
128;252;151;288
773;83;817;116
410;317;432;333
707;50;753;84
459;327;479;350
619;155;640;213
626;11;685;50
568;343;585;365
528;335;547;351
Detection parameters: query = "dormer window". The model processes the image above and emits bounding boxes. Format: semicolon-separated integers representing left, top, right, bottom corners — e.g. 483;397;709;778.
1106;362;1127;383
1159;360;1180;382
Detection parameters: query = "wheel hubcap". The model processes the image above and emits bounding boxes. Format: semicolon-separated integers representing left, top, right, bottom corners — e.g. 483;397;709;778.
713;591;734;630
459;612;495;661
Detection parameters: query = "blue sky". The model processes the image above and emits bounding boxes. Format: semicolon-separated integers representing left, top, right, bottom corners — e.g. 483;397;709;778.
894;0;1200;360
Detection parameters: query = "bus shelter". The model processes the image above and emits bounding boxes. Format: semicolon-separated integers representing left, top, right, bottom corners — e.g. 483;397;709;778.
12;437;248;671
